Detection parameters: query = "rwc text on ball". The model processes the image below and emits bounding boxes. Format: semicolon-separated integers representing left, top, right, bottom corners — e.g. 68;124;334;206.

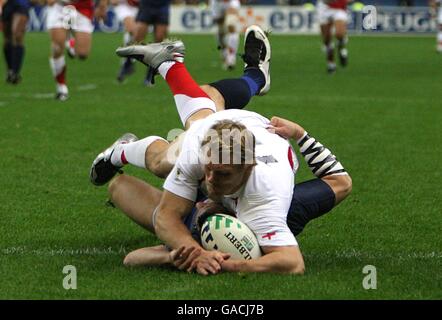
177;304;264;317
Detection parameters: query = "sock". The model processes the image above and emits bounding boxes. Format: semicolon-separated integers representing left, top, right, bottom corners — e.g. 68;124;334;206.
208;68;264;110
224;32;239;67
325;43;334;62
111;136;168;168
242;68;265;96
67;37;76;57
337;37;348;57
4;43;13;71
158;62;216;125
123;32;132;46
216;30;225;49
50;56;67;92
11;45;25;74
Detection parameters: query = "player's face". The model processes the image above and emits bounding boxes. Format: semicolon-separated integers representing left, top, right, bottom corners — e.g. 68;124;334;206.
204;163;251;198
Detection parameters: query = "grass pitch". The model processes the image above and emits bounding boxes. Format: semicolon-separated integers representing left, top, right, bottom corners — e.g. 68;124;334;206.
0;32;441;299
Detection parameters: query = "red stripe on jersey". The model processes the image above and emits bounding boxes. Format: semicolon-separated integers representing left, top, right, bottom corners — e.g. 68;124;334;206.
165;62;211;98
127;0;139;7
288;146;294;170
72;0;94;20
327;0;348;10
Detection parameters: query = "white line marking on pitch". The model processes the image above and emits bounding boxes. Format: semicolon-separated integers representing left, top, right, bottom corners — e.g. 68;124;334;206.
77;84;97;91
33;93;55;99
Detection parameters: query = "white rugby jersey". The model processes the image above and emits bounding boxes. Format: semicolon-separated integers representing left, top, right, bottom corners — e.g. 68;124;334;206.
164;109;299;247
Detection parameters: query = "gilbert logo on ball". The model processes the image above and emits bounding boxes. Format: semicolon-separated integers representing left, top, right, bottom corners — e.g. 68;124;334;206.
200;214;262;260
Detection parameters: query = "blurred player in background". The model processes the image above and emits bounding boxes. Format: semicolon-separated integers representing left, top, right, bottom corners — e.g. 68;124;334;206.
316;0;350;73
209;0;241;70
1;0;31;84
111;0;139;82
46;0;108;101
130;0;171;85
429;0;442;53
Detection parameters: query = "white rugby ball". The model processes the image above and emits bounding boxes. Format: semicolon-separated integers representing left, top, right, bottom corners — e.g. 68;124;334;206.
200;214;262;260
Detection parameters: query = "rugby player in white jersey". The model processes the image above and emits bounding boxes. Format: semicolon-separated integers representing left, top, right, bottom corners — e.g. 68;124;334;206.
46;0;108;101
90;26;351;274
209;0;241;70
429;0;442;53
316;0;350;73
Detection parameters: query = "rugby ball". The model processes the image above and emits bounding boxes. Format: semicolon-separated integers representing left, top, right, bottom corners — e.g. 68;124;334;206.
200;214;262;260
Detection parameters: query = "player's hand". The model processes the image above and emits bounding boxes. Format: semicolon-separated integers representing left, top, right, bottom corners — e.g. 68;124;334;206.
189;250;231;275
169;246;202;271
267;116;305;141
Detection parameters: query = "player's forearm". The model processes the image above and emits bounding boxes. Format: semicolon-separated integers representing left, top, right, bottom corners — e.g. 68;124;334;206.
222;248;304;274
155;210;201;250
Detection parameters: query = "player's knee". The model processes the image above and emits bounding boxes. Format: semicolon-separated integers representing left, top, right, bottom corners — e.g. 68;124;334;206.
108;175;125;201
293;263;305;275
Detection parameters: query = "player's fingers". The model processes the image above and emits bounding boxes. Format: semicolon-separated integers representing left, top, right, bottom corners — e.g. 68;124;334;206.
208;260;222;273
177;247;198;270
170;246;185;261
196;266;209;276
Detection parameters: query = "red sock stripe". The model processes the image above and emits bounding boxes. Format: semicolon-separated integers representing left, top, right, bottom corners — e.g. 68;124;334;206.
121;150;128;165
56;66;66;85
165;62;210;98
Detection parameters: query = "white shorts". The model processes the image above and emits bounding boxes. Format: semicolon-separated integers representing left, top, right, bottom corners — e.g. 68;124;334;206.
209;0;240;20
114;4;138;22
317;1;348;25
46;4;94;33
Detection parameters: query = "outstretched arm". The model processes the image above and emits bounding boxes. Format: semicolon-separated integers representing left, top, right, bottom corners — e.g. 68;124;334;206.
268;116;352;205
221;245;305;274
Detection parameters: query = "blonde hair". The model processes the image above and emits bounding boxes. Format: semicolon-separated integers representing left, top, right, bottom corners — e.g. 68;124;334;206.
201;120;256;165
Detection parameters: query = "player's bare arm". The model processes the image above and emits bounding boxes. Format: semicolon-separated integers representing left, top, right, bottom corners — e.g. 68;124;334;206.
221;245;305;274
269;116;352;205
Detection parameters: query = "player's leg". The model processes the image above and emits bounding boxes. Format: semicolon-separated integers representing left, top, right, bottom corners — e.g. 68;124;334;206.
2;13;14;82
116;5;138;82
320;22;335;73
49;28;69;101
200;25;271;111
73;31;92;60
108;174;163;233
144;5;170;86
152;4;169;43
8;11;28;84
334;14;348;67
222;5;240;70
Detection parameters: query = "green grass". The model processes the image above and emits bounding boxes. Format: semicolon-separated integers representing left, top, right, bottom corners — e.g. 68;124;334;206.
0;33;441;299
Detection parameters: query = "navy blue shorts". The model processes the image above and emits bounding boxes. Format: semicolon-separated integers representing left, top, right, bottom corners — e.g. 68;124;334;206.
136;5;170;25
1;0;31;21
287;179;336;236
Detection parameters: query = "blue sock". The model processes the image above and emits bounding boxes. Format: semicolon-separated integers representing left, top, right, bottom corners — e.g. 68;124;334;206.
241;68;265;96
209;67;265;110
4;43;13;70
11;45;25;74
